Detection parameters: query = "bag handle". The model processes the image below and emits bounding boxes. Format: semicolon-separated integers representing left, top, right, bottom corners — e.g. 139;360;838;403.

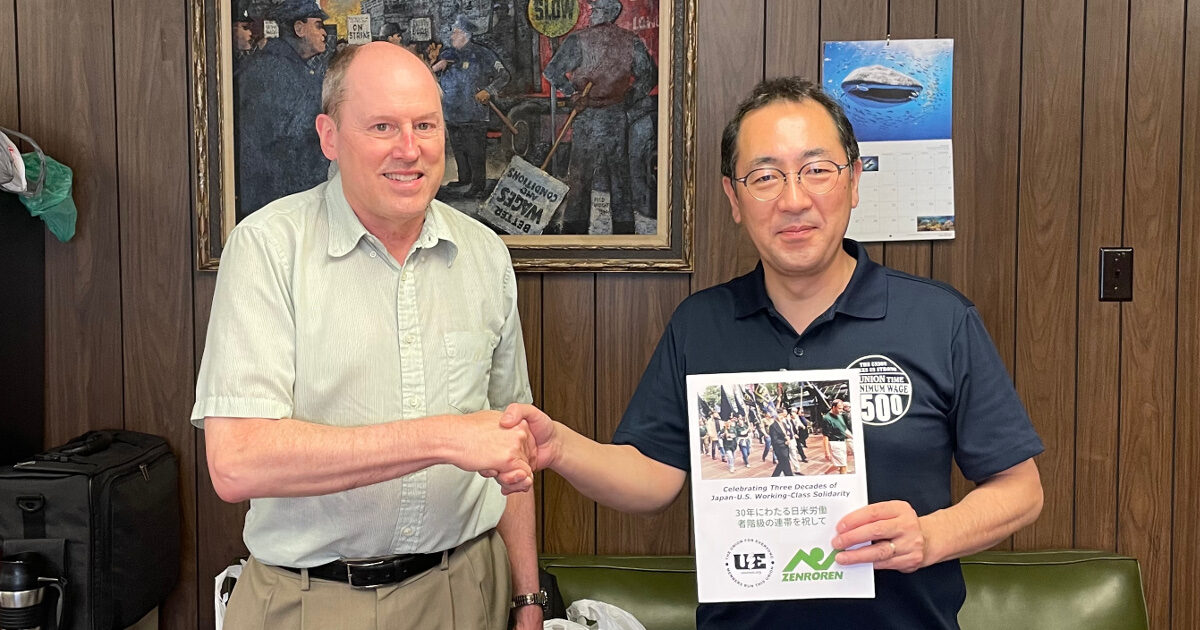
34;431;114;463
17;494;46;539
58;431;113;456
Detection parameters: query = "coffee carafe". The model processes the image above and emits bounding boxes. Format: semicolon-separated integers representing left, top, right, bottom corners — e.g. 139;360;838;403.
0;553;64;630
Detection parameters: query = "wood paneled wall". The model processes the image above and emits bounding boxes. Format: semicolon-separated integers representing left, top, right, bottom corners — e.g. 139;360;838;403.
2;0;1198;627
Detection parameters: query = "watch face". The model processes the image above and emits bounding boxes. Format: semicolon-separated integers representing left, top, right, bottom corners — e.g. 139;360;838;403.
512;590;548;608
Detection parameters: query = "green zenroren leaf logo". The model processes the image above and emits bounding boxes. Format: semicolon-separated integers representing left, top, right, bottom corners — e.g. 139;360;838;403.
783;547;838;572
781;548;844;582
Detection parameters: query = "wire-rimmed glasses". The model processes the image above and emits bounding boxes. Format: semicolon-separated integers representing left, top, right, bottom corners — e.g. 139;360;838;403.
732;160;852;201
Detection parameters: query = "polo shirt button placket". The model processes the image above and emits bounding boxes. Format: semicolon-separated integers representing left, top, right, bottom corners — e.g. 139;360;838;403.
793;346;804;357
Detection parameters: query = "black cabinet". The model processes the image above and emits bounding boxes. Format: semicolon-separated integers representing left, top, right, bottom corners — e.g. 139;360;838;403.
0;194;44;464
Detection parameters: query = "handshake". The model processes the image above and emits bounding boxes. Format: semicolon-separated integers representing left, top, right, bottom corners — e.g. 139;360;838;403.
456;404;556;495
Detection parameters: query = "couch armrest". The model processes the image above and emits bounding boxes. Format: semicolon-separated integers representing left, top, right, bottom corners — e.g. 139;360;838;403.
540;556;698;630
959;550;1149;630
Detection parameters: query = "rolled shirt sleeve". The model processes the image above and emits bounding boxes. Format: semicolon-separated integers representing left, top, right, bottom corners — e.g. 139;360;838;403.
192;223;297;426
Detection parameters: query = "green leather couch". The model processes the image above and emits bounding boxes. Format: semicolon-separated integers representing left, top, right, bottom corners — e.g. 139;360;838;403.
540;550;1149;629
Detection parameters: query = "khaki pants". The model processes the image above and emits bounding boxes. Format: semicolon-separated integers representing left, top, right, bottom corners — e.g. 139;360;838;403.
224;531;511;630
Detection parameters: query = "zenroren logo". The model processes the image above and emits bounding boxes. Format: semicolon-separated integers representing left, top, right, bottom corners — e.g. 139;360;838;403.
780;547;846;582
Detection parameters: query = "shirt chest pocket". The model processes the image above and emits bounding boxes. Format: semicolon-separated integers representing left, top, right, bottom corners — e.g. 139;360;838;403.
444;331;496;413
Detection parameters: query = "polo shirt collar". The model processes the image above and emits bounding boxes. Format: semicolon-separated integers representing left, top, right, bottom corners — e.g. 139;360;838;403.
324;173;460;265
836;240;888;319
730;264;771;319
731;239;888;320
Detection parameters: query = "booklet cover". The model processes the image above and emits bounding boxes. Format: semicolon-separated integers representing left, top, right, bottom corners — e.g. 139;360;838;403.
686;369;874;603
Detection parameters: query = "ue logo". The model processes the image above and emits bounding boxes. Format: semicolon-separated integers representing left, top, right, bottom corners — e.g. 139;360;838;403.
724;539;774;587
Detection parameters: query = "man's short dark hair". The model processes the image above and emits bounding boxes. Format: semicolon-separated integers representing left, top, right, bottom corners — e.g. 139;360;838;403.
719;77;860;179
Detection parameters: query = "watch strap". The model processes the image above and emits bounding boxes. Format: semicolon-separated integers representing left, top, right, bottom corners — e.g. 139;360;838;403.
511;589;549;609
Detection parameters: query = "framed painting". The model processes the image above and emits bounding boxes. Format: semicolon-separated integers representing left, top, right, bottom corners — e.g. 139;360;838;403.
190;0;696;271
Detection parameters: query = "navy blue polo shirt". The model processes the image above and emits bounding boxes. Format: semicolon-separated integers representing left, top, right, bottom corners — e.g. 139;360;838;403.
612;239;1043;630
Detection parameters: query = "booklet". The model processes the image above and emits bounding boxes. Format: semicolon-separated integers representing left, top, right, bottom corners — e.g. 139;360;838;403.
686;369;874;602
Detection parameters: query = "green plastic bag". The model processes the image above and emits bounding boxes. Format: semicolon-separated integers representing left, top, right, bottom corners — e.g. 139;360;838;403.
18;153;76;242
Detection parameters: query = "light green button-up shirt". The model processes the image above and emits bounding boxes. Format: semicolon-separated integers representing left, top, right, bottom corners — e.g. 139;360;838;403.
191;174;532;567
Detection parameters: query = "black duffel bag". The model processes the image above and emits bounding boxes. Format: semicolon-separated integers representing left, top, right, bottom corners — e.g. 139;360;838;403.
0;430;180;630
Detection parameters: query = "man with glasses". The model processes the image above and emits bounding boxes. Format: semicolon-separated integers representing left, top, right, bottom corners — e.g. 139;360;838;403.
500;76;1044;628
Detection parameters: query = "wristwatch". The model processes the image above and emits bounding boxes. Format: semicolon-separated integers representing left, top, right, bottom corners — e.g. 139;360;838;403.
511;589;549;610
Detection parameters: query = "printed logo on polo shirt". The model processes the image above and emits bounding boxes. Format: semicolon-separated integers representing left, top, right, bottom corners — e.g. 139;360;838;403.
847;354;912;426
724;538;774;587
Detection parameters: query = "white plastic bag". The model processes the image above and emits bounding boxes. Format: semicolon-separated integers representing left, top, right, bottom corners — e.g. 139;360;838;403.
543;620;591;630
213;560;245;630
565;599;647;630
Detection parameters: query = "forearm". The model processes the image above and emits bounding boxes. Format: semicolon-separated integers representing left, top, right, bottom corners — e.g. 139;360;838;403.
205;415;456;502
551;426;686;514
498;490;541;629
919;458;1043;566
498;490;539;593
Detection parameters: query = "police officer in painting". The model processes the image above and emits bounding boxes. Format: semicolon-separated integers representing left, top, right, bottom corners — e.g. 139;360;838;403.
543;0;656;235
231;5;255;75
431;16;510;199
234;0;329;221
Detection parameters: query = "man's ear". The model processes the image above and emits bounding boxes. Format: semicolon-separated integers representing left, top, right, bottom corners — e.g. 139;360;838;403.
849;158;863;209
293;19;306;38
315;113;338;161
722;176;743;224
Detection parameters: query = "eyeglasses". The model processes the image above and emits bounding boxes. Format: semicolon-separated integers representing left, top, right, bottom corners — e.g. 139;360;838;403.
732;160;852;201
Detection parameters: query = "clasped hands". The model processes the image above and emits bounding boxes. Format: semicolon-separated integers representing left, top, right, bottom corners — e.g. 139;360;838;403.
457;409;534;495
466;404;557;495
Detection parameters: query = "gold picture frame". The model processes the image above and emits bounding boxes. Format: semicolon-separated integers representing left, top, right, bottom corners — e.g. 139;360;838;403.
190;0;695;272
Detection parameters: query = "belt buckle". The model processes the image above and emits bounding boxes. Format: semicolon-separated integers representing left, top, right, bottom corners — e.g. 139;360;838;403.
342;558;391;590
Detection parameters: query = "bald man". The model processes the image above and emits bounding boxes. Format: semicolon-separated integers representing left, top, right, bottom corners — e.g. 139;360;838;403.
194;43;542;629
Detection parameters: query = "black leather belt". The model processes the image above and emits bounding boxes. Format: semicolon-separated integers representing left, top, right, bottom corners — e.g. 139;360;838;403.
282;549;451;588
